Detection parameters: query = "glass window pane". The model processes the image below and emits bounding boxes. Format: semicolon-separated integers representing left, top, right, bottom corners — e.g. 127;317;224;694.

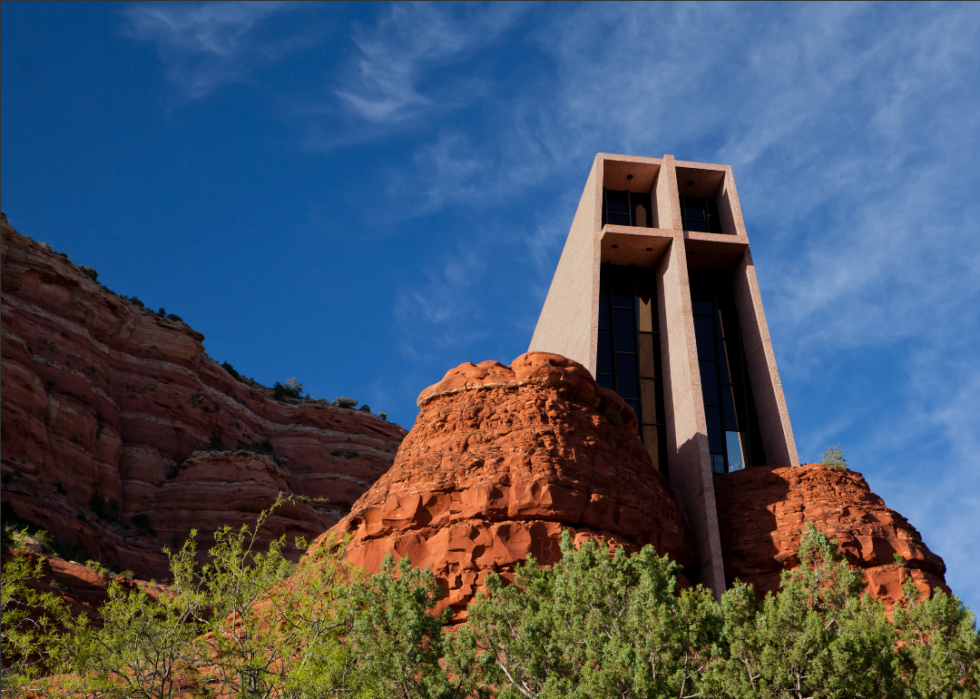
607;200;629;214
653;341;663;378
726;431;745;471
684;208;705;222
685;220;708;232
641;378;659;423
643;425;659;469
615;354;639;399
700;361;720;406
723;384;739;430
612;286;633;308
608;213;630;226
692;300;713;315
636;289;654;332
638;334;656;377
719;305;740;339
705;406;724;452
615;354;639;398
626;400;641;431
597;330;613;374
721;342;743;384
614;308;636;352
597;374;615;390
694;316;716;359
713;454;726;474
598;293;610;329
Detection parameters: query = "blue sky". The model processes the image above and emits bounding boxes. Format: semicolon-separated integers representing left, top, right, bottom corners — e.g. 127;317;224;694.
3;2;978;612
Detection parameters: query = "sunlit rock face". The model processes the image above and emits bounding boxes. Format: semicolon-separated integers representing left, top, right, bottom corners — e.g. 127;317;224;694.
713;463;948;610
1;217;406;580
315;352;696;621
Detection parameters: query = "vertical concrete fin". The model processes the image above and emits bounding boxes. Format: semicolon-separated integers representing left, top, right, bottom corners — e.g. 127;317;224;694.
529;158;602;374
656;232;726;598
732;248;799;467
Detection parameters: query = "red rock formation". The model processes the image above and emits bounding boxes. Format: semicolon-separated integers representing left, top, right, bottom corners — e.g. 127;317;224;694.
1;552;167;627
1;217;406;580
313;352;695;621
713;464;948;609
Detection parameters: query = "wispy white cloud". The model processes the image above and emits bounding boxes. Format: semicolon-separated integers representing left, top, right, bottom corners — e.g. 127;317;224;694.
121;1;305;99
335;3;523;124
363;2;980;608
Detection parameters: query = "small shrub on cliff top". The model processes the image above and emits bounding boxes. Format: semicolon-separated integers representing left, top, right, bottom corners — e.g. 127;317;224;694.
333;396;358;409
79;265;98;282
821;442;850;470
359;404;371;413
379;412;387;421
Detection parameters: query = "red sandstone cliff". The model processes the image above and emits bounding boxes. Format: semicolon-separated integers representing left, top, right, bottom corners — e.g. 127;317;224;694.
1;217;406;580
713;464;948;609
312;352;696;621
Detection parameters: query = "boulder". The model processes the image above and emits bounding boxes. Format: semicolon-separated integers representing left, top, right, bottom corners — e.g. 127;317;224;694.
313;352;696;621
713;464;948;610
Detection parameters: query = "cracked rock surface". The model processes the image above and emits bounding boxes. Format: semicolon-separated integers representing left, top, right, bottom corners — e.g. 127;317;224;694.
315;352;695;621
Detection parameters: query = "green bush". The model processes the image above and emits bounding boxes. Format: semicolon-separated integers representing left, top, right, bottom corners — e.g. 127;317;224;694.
79;265;98;282
359;404;371;413
3;510;977;698
332;396;358;409
379;412;387;421
821;442;850;470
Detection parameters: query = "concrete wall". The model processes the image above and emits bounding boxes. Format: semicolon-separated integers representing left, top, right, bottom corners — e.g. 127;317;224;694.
732;249;799;467
529;158;601;374
529;151;794;597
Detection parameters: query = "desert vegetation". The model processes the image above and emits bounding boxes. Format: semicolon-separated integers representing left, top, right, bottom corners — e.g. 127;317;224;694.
2;507;977;699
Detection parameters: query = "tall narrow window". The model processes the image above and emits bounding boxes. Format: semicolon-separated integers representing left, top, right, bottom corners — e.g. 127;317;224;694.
602;189;652;227
680;195;722;233
597;264;667;478
690;272;766;473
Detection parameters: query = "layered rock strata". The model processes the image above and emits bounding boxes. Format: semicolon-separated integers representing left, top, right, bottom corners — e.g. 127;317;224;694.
713;464;948;609
1;218;406;580
316;352;696;621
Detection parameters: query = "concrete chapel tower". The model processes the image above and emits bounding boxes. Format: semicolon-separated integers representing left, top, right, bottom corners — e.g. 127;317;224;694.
530;153;799;596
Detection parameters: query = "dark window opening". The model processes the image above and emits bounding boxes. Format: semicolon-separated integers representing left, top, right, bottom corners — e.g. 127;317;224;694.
689;272;766;473
680;195;722;233
597;264;668;479
602;189;653;228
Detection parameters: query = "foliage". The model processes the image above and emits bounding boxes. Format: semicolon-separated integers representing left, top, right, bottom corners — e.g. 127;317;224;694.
379;412;388;421
4;514;977;698
451;532;720;698
820;442;850;470
332;396;358;409
1;554;73;695
360;404;372;413
79;265;98;282
274;378;304;401
893;578;980;698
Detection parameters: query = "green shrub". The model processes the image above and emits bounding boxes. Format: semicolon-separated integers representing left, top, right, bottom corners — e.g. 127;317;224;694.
379;412;387;421
821;442;850;470
79;265;98;282
333;396;358;409
359;404;371;413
